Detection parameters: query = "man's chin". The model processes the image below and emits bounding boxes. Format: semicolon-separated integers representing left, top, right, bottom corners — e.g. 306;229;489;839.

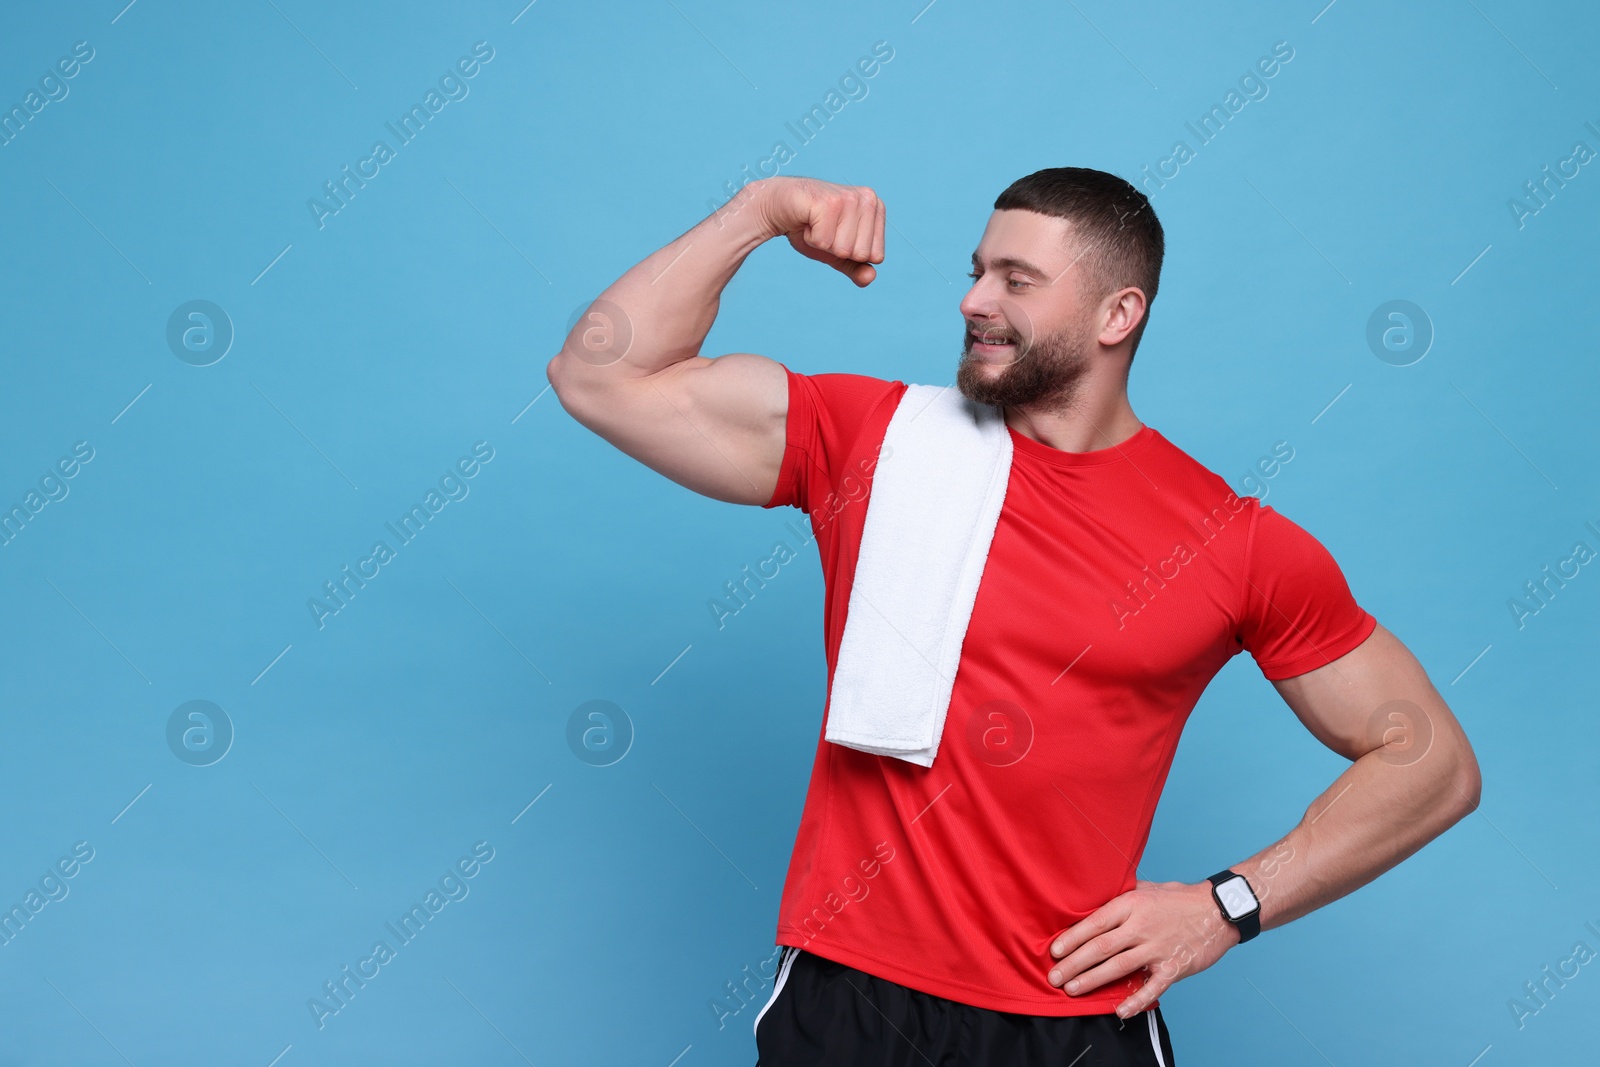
956;359;1008;405
962;343;1020;365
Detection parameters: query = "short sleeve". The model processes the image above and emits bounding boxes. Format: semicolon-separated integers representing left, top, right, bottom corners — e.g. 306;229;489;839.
761;364;903;513
1236;504;1377;679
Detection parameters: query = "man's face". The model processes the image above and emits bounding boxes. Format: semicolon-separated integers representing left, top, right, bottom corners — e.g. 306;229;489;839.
956;209;1101;412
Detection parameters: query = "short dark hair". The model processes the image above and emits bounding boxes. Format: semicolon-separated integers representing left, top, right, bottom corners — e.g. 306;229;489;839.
993;167;1164;355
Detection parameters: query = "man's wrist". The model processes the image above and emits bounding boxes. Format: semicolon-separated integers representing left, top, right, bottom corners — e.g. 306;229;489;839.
713;178;778;241
1205;868;1261;944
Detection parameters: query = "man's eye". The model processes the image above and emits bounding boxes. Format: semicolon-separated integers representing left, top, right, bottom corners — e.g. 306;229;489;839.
967;270;1026;289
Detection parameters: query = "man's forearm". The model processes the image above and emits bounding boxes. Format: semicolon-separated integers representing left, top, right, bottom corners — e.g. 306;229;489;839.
553;182;778;385
1047;730;1479;1013
1226;741;1478;935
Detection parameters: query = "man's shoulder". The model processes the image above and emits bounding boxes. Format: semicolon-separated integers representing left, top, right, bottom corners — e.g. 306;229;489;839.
782;362;901;387
1141;426;1258;508
783;364;906;400
786;366;911;435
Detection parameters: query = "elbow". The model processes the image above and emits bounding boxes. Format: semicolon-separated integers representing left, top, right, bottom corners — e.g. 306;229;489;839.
545;352;584;415
1444;743;1483;819
545;352;568;397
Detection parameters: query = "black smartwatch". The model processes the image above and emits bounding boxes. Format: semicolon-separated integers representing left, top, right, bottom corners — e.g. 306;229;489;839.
1206;869;1261;944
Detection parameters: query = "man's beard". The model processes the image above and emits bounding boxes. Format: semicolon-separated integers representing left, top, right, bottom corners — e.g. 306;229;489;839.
955;317;1095;413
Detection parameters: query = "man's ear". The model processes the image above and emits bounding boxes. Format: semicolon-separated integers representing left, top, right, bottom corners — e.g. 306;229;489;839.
1095;287;1146;347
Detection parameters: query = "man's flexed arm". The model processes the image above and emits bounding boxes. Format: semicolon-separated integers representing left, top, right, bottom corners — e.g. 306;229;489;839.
545;177;886;506
1045;623;1482;1017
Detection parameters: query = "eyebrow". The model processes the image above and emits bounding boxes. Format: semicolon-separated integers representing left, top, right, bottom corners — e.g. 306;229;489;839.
969;251;1052;278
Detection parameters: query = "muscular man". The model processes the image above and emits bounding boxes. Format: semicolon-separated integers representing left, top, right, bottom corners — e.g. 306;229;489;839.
546;169;1482;1066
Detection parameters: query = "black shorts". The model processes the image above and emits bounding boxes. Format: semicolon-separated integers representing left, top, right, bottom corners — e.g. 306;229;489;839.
754;946;1176;1066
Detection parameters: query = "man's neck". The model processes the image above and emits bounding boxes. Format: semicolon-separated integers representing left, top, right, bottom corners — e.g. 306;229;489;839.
1004;395;1144;454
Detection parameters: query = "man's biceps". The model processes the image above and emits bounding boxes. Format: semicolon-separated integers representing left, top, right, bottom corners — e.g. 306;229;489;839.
684;351;789;431
1271;675;1370;759
1270;625;1444;759
1268;633;1385;757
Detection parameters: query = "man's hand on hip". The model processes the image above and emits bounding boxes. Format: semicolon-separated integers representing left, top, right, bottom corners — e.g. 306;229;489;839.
1045;879;1238;1018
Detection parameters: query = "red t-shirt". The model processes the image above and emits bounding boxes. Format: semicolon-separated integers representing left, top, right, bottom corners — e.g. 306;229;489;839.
760;366;1377;1016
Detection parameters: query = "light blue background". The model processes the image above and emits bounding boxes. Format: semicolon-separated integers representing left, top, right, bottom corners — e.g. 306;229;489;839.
0;1;1595;1064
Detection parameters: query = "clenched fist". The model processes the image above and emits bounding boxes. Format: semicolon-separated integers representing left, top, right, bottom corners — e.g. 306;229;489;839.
754;176;886;287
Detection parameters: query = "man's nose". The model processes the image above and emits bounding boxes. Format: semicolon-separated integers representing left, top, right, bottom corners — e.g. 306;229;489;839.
960;282;1000;320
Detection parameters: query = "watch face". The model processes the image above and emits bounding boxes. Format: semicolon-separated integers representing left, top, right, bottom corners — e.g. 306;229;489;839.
1216;876;1257;919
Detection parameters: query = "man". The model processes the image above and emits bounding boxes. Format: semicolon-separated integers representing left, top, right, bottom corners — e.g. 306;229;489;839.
546;169;1482;1065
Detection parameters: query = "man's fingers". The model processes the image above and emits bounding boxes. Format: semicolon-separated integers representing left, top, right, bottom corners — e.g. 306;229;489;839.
800;218;834;258
764;180;883;287
847;190;885;266
1048;927;1136;987
787;227;876;286
1051;898;1132;958
1115;975;1167;1019
839;197;880;284
1116;965;1170;1018
846;190;878;265
771;178;885;284
872;195;886;263
806;195;851;259
824;196;870;267
1060;952;1150;998
786;231;845;269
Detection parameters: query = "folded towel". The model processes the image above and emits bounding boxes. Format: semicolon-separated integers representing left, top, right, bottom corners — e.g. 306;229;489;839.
825;383;1014;767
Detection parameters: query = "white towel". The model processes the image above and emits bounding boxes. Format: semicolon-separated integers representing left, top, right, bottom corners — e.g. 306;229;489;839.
824;383;1014;767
